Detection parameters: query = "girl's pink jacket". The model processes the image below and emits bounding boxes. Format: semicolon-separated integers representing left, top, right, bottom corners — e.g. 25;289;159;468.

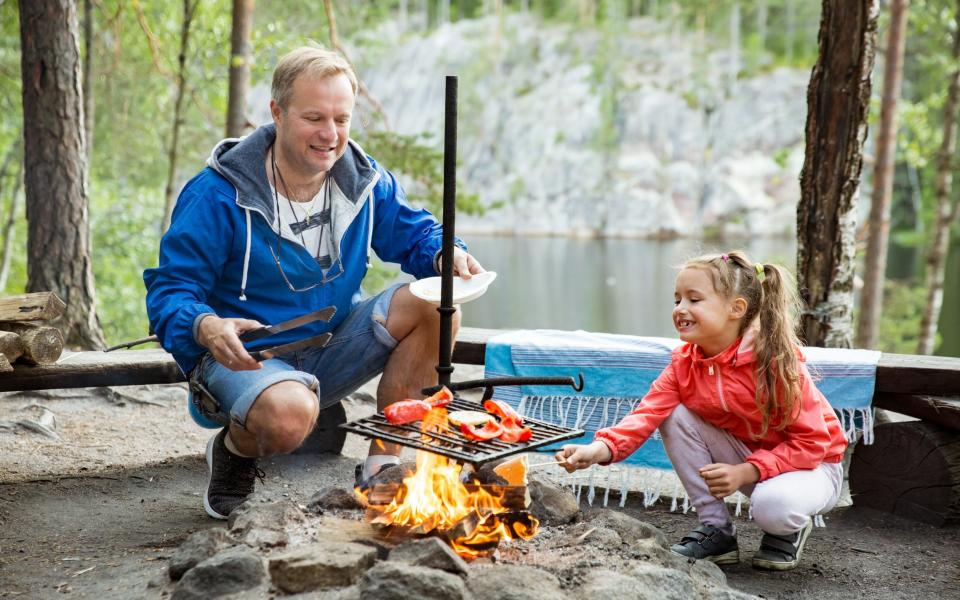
594;335;848;482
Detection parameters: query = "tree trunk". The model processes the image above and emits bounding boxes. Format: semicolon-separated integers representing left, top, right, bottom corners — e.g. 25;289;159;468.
917;0;960;355
729;2;740;95
19;0;105;349
398;0;408;31
82;0;94;162
160;0;198;234
857;0;909;350
323;0;339;49
797;0;879;349
786;0;796;64
756;0;768;52
225;0;254;138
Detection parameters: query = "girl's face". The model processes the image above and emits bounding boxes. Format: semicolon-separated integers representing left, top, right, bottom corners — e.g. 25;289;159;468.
673;267;746;357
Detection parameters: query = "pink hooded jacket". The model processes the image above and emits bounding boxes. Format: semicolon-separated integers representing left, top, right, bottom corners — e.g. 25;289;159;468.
594;333;847;481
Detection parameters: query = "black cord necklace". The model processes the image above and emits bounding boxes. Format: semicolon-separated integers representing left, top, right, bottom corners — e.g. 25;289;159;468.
270;145;330;263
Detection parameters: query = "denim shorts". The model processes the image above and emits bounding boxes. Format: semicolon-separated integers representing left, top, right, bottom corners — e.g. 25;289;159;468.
188;283;402;429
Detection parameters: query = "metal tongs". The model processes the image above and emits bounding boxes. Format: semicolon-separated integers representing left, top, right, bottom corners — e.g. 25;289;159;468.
103;306;338;359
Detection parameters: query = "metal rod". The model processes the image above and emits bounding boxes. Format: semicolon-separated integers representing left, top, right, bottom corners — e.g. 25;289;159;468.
436;75;458;387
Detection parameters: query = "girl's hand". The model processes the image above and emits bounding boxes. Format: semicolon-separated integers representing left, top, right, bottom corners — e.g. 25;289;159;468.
555;441;612;473
699;462;760;499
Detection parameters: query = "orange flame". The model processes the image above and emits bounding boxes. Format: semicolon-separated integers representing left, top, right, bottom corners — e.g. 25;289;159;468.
363;407;538;558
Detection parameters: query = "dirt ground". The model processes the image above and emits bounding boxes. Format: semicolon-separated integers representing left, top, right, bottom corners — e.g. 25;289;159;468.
0;373;958;600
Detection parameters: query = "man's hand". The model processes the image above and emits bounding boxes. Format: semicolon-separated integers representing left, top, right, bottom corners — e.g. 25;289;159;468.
197;315;263;371
439;247;485;280
699;462;760;499
555;441;612;473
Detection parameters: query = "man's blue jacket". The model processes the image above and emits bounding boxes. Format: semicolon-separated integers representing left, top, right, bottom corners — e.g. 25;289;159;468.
144;124;457;374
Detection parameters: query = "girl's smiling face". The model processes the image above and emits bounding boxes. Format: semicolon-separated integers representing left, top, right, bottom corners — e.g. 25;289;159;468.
673;267;747;357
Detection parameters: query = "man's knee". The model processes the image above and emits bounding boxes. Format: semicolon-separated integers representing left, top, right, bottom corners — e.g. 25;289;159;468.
246;381;318;455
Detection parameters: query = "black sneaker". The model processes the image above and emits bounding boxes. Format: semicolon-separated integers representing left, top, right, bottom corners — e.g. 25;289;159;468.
204;429;262;520
752;520;813;571
671;524;740;565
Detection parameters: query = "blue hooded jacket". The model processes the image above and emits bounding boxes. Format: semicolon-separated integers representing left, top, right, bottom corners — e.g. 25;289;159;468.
144;124;460;374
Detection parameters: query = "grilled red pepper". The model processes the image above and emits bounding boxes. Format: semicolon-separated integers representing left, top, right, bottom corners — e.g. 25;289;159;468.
498;421;533;443
383;400;431;425
460;420;504;441
483;399;523;425
425;386;453;408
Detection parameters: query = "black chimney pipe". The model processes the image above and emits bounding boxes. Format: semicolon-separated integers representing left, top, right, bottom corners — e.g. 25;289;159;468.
436;75;458;387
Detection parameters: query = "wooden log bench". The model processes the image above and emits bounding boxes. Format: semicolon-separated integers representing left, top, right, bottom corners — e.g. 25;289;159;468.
1;326;958;525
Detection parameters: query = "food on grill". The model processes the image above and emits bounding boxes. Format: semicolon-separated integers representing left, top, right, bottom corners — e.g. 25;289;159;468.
383;399;431;424
426;386;453;408
448;410;495;427
498;421;533;443
483;399;523;425
460;420;504;441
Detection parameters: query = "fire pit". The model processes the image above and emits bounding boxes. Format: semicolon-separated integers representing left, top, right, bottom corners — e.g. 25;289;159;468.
340;76;584;559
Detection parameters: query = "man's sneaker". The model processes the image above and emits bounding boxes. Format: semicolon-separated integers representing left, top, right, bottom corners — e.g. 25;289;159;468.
671;524;740;565
752;520;814;571
204;429;262;520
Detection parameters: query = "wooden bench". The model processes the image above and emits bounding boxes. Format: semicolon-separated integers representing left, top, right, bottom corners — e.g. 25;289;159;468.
2;326;958;525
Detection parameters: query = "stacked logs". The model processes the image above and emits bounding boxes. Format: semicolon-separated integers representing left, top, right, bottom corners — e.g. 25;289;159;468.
0;292;66;372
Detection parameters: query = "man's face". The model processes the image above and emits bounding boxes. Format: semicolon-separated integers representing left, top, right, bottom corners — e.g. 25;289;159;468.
271;72;355;181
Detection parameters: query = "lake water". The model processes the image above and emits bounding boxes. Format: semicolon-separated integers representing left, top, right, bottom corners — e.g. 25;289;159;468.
422;235;959;357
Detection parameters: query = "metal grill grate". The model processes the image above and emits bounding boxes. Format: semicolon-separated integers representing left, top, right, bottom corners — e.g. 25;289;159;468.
339;396;584;466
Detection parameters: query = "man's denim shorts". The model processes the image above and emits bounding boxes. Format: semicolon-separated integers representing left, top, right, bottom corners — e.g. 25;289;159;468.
188;283;403;429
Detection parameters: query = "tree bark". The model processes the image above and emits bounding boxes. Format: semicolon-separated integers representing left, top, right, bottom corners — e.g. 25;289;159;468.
917;0;960;355
160;0;198;234
857;0;909;350
797;0;879;349
82;0;94;162
226;0;254;138
19;0;105;349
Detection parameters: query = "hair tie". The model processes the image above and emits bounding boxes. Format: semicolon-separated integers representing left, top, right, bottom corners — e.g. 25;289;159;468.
755;263;766;282
721;254;730;263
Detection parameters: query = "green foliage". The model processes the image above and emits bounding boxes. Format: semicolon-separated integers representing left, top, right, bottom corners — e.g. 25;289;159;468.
876;280;936;354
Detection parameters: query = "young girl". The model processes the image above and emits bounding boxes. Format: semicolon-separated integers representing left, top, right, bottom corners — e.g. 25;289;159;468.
556;251;847;571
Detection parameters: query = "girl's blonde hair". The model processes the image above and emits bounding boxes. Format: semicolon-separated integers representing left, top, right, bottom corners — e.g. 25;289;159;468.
683;250;803;438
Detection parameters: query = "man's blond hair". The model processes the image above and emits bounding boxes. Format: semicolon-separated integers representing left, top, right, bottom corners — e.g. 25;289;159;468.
271;47;358;110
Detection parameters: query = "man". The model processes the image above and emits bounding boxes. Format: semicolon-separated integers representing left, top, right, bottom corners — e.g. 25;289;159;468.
144;47;483;520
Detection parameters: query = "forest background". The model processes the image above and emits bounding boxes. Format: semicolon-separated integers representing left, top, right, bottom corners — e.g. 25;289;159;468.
1;0;958;357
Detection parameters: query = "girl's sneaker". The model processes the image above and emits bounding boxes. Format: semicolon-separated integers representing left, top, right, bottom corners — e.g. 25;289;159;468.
752;520;813;571
670;524;740;565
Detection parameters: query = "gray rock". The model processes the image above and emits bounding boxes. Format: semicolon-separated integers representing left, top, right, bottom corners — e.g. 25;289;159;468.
388;537;470;575
268;541;376;594
467;564;566;600
285;587;361;600
701;586;763;600
628;564;697;600
168;527;234;581
585;509;669;548
306;487;366;512
575;569;652;600
358;562;471;600
688;558;727;586
550;522;622;549
528;474;579;525
171;547;266;600
228;499;305;549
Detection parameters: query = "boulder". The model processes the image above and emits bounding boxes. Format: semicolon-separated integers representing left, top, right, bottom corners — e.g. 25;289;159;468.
358;562;471;600
268;541;376;593
467;564;566;600
528;474;579;525
171;547;266;600
228;499;306;549
167;527;234;581
307;487;366;512
388;537;469;575
628;564;697;600
585;509;669;548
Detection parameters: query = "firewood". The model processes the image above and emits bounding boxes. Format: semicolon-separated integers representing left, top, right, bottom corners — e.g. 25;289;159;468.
0;323;63;365
0;354;11;373
0;331;24;363
366;482;529;511
0;292;66;322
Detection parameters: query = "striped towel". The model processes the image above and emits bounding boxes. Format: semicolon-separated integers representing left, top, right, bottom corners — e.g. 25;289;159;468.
484;329;881;506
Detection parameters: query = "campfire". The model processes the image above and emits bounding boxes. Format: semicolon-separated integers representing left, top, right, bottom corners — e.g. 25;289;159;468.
358;405;539;559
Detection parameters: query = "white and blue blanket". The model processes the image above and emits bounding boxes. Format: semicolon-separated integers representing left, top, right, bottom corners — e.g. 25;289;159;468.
484;329;881;507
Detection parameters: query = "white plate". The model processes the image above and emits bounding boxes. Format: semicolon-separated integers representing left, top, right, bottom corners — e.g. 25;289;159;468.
409;271;498;305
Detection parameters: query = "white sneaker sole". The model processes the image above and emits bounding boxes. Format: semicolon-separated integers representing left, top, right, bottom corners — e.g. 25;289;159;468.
203;434;228;520
752;520;813;571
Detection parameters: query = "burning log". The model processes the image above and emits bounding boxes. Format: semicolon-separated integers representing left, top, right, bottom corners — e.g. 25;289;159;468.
367;483;530;512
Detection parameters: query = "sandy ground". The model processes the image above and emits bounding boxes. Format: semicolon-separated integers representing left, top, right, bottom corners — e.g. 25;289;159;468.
0;370;957;599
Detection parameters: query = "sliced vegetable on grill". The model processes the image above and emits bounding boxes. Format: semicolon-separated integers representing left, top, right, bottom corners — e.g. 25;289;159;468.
425;386;454;408
384;399;431;425
483;399;523;425
498;421;533;443
460;420;504;441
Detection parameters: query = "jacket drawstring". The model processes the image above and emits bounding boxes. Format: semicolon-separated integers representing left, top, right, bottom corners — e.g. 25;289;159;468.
239;208;251;301
365;194;374;268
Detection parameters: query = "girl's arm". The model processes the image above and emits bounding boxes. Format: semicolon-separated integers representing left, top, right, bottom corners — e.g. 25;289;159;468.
592;361;683;463
744;366;838;481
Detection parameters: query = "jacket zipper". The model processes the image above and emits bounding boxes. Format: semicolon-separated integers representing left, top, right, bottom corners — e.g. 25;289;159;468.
712;364;729;412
